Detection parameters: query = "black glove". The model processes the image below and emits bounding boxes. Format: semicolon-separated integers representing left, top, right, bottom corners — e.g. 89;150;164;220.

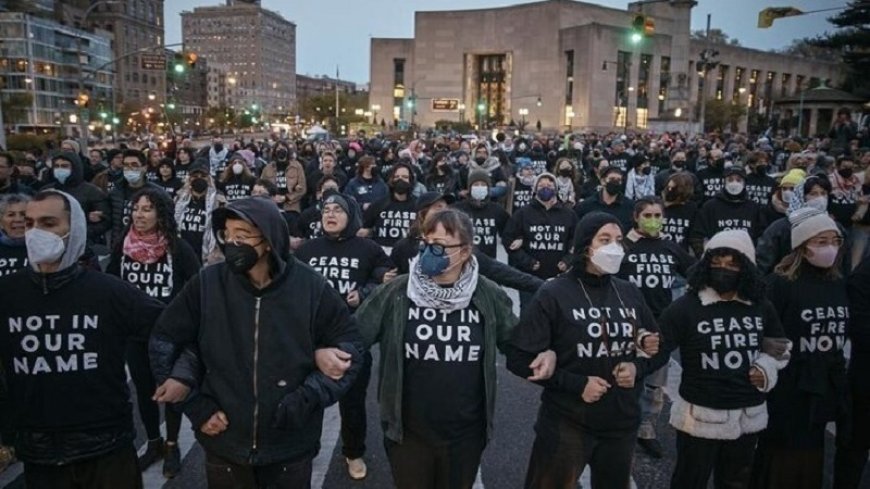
272;385;317;431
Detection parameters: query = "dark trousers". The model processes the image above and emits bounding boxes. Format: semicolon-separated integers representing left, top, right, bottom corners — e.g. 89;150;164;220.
24;445;142;489
204;451;313;489
671;430;758;489
127;340;183;443
384;430;485;489
127;340;160;440
523;407;636;489
834;364;870;489
340;350;372;459
749;441;824;489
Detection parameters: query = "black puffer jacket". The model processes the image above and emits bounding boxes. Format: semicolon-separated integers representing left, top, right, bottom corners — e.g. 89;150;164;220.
150;197;362;465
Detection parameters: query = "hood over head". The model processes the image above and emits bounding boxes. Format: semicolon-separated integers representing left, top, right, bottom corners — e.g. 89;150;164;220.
29;189;87;272
52;151;84;186
212;196;290;273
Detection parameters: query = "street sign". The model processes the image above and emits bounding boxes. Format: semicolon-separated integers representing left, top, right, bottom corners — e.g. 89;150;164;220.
432;98;460;112
140;53;166;71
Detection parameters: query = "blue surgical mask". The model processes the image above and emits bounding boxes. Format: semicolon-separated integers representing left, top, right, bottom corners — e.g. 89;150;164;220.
124;170;143;184
418;244;450;278
53;168;71;184
536;187;556;202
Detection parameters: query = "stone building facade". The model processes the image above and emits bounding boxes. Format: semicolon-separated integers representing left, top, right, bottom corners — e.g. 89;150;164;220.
369;0;845;133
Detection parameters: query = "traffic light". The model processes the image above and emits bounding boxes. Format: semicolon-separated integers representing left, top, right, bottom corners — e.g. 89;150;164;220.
185;51;198;68
630;14;654;43
173;53;185;74
76;91;90;108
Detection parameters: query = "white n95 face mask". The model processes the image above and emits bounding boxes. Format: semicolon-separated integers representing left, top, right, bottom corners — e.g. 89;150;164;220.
590;242;625;275
25;228;67;265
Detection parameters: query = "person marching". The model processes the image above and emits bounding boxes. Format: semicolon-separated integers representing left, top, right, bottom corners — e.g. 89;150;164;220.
750;208;849;489
295;192;392;480
657;230;791;489
106;187;200;477
355;209;536;489
507;211;664;489
618;197;695;458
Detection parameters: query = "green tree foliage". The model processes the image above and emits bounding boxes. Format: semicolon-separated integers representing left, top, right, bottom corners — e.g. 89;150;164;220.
704;98;748;133
808;1;870;96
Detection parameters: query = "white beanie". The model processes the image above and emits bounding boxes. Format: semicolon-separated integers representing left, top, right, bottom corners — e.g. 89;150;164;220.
789;207;840;250
704;229;756;264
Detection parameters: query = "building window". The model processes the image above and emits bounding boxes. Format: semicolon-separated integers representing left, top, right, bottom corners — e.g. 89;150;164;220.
795;74;806;93
637;54;652;109
748;69;759;109
393;58;405;118
615;50;630;125
715;65;728;100
781;73;791;98
636;108;648;129
565;50;574;105
477;54;507;125
658;56;670;115
733;67;745;103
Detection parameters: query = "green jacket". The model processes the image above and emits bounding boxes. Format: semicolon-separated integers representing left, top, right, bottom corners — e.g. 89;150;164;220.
355;274;518;443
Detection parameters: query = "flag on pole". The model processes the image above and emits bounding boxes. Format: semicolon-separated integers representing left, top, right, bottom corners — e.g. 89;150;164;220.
758;7;803;28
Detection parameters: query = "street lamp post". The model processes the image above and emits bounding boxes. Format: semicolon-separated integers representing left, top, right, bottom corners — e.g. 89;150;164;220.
458;103;466;124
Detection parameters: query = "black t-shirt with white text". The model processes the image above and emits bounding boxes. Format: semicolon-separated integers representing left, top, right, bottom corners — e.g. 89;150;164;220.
178;196;207;255
452;200;509;258
659;293;785;409
119;253;175;302
662;202;698;251
618;237;695;317
403;303;486;443
0;244;28;277
363;197;417;247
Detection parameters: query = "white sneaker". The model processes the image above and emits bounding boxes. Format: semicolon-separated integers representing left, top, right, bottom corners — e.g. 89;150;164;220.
346;457;367;480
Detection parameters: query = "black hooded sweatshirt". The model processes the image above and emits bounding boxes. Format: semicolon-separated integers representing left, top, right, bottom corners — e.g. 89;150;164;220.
44;152;111;244
689;191;764;256
150;197;363;466
506;270;663;434
696;163;725;202
362;195;417;247
295;196;393;310
662;201;698;251
618;234;696;318
451;199;509;258
0;239;27;277
503;199;578;279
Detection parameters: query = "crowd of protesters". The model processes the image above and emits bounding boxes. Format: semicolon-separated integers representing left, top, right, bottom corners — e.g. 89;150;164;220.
0;105;867;489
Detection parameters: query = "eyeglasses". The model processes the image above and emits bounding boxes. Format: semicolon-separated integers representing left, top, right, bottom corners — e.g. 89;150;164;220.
418;241;465;257
217;229;264;247
322;206;346;216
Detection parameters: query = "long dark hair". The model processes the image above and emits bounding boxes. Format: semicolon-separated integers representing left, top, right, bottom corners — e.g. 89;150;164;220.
687;248;765;303
120;187;179;254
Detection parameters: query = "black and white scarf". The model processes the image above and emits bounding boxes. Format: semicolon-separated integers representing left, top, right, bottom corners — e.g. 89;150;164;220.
407;255;479;312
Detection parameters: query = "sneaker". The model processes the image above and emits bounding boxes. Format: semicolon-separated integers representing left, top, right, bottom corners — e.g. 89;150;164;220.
346;457;367;480
138;437;165;471
163;442;181;479
637;437;664;459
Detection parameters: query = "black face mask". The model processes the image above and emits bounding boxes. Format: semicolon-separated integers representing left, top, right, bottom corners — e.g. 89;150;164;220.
839;168;854;179
641;166;652;175
191;178;208;193
708;268;740;294
665;189;679;202
474;157;486;165
275;149;289;161
605;181;622;196
392;180;412;195
672;160;685;169
213;144;224;153
755;165;768;175
224;243;261;274
558;168;572;177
